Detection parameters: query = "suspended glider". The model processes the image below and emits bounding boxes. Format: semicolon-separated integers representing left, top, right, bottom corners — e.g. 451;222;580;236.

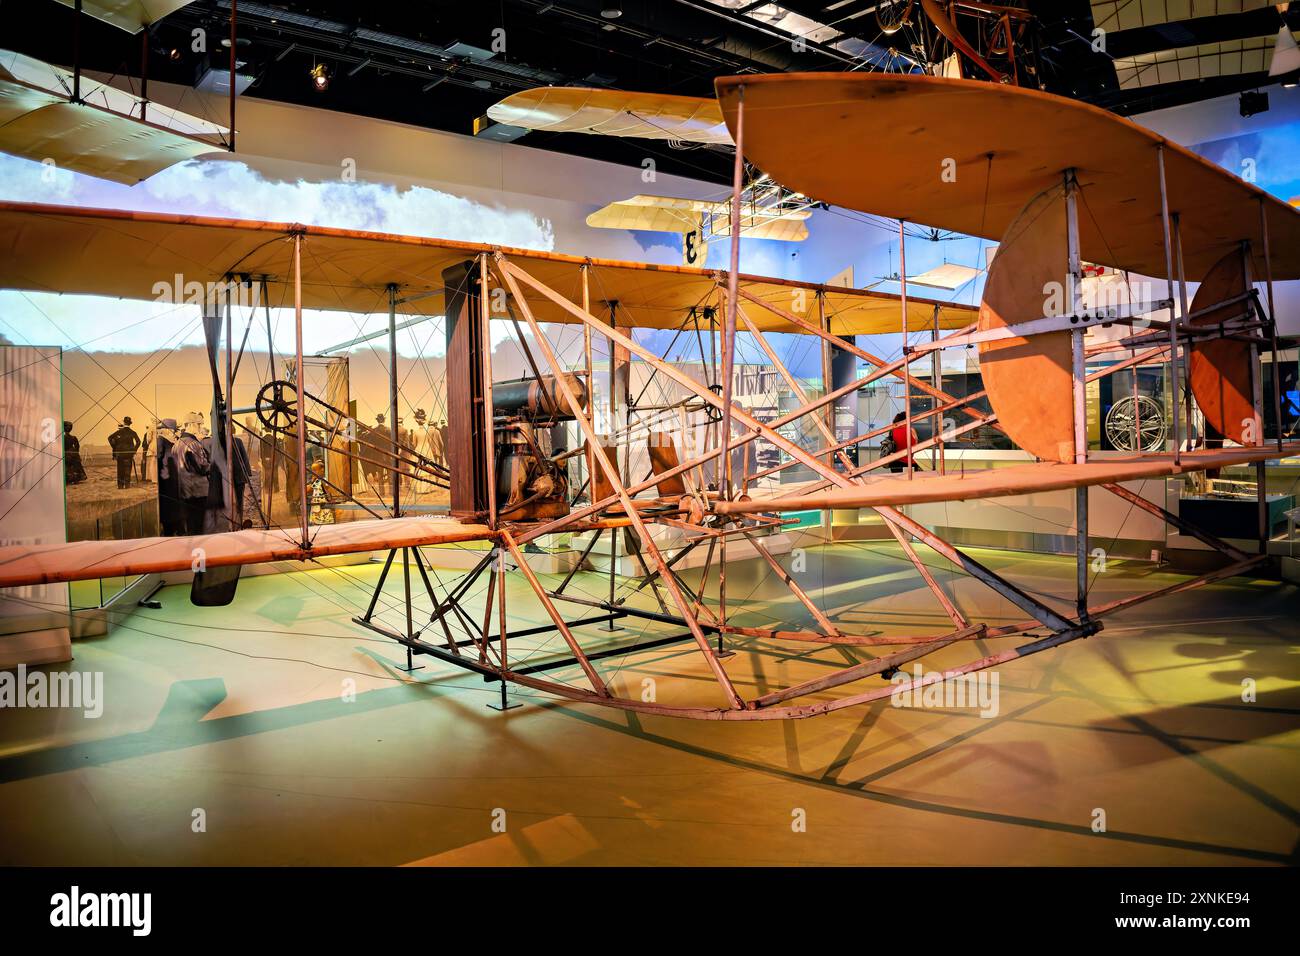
0;1;229;184
487;88;814;264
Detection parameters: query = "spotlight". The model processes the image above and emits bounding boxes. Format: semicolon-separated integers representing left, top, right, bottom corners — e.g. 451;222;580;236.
1240;89;1269;117
310;63;330;92
601;5;623;18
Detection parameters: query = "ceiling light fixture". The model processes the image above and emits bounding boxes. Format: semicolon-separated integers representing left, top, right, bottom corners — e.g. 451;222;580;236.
1240;89;1269;117
601;5;623;18
310;63;330;92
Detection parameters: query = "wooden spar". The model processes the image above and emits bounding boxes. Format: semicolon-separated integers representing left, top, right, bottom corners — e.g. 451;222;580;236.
478;561;495;662
1099;482;1250;563
608;300;624;629
500;530;609;695
721;83;744;499
1157;144;1183;464
751;626;985;708
740;530;843;637
1172;213;1195;448
1259;198;1284;452
818;290;833;470
1064;171;1089;623
932;303;944;474
818;289;834;532
292;232;309;546
1066;172;1085;465
717;623;985;646
494;254;746;709
881;518;969;629
388;283;401;518
901;217;912;480
479;253;498;528
1086;555;1269;618
224;283;236;530
581;262;595;504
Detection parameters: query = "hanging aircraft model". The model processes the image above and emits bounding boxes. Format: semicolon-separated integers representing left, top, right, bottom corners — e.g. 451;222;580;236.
0;71;1296;721
486;87;816;265
0;1;230;185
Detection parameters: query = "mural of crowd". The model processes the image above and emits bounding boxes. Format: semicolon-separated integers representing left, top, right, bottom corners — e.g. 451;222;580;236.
62;404;451;537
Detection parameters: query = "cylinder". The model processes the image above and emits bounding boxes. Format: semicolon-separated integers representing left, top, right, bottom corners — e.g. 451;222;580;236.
492;374;588;420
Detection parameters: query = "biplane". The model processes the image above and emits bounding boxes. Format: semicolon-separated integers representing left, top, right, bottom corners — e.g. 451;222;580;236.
0;0;229;185
0;72;1296;721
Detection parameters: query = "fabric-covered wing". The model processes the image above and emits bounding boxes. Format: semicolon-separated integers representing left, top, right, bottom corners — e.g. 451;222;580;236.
0;517;495;590
52;0;193;33
0;50;226;184
0;201;972;335
487;87;731;145
715;72;1300;280
587;194;810;241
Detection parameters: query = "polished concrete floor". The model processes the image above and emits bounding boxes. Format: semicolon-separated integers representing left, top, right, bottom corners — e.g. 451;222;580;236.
1;540;1297;866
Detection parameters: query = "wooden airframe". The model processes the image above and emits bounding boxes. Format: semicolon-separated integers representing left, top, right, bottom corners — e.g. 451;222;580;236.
0;72;1295;720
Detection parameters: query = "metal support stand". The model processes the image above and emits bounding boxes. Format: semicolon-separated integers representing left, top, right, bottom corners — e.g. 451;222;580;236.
353;547;428;672
605;529;624;632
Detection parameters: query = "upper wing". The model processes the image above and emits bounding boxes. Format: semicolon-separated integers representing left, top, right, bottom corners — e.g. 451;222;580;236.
487;87;731;145
714;72;1300;281
0;200;973;334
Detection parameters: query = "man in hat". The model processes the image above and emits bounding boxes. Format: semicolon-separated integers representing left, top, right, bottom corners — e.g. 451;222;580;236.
412;408;431;491
364;412;388;496
434;419;448;469
108;416;141;489
155;418;182;535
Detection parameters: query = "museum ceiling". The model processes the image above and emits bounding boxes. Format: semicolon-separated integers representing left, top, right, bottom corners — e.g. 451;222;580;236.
7;0;1300;184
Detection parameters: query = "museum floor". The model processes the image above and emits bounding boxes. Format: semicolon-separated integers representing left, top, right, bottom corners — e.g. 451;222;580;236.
1;542;1297;866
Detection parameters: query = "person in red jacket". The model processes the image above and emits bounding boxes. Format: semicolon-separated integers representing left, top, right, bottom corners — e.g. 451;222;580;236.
888;412;923;473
